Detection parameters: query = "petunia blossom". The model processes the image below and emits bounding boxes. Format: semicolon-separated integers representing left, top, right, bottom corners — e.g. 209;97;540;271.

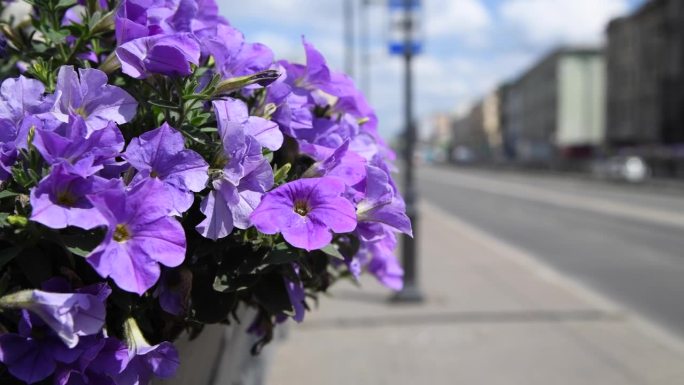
54;335;129;385
0;76;54;179
30;164;116;230
203;24;274;80
355;165;412;236
0;285;108;348
195;99;276;240
116;33;201;79
300;140;366;187
50;66;137;133
87;179;186;295
0;311;84;384
123;123;209;215
33;115;125;177
114;318;180;385
214;98;282;152
360;229;404;291
250;177;357;251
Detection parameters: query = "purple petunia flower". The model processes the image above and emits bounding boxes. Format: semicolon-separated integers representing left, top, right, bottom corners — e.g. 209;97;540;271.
214;98;282;152
0;284;108;348
123;123;209;215
116;33;201;79
250;177;357;251
360;229;404;291
0;32;7;58
204;24;274;80
0;76;54;179
54;335;129;385
50;66;137;133
300;140;367;187
284;264;306;323
33;115;125;177
195;99;277;240
0;311;84;384
0;75;54;127
29;163;115;230
196;155;273;240
114;318;180;385
356;165;412;236
87;179;186;295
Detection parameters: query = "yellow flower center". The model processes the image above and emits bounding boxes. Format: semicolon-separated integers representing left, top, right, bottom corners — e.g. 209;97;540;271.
294;200;310;216
113;224;132;242
56;190;77;207
74;107;88;118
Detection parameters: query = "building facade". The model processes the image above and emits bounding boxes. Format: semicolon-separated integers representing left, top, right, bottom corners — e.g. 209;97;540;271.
502;48;606;164
606;0;684;146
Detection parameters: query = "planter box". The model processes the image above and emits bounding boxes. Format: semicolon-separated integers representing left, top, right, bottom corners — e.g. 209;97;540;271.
156;306;274;385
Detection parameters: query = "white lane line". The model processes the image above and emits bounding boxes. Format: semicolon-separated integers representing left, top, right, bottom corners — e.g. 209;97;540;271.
421;201;684;354
419;168;684;230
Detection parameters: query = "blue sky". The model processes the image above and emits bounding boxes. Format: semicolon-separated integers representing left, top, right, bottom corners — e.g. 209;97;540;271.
217;0;647;140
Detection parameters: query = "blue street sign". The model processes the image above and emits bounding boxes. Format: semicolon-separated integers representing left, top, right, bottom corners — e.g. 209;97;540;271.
388;0;423;55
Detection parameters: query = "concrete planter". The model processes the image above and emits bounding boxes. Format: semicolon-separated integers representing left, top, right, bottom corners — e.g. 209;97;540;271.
156;305;273;385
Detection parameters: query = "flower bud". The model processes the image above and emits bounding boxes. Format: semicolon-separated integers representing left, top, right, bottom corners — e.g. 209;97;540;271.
212;69;280;96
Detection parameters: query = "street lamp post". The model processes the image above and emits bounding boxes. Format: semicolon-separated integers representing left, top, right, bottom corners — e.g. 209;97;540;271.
392;0;423;303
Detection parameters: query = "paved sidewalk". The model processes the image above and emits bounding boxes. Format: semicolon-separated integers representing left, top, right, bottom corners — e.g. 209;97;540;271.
266;202;684;385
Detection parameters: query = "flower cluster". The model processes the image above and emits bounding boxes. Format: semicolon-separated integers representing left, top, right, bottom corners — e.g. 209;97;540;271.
0;0;411;383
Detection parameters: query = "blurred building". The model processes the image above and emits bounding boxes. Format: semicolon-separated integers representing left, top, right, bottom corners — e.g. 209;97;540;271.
502;48;606;165
606;0;684;176
426;113;453;163
449;102;489;163
481;89;506;162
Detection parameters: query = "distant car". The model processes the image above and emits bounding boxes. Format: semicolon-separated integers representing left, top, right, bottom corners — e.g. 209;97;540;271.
592;156;650;183
451;146;476;164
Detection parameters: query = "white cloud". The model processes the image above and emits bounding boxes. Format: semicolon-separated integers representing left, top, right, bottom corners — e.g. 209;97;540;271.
218;0;342;32
425;0;493;46
500;0;629;46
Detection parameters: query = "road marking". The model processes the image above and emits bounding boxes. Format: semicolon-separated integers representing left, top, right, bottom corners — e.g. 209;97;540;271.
421;201;684;354
419;168;684;229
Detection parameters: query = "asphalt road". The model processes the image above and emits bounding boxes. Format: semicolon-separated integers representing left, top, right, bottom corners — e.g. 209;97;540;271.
416;165;684;338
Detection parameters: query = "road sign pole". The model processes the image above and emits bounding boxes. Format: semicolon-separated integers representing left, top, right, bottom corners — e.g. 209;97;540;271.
392;0;423;303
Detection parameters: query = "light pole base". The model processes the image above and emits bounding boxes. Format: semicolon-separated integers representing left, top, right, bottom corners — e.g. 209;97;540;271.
390;285;424;304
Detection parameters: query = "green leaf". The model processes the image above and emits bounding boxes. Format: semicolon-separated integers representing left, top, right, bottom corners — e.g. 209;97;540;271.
273;163;291;184
252;275;294;315
263;244;300;265
0;190;18;200
43;29;70;44
148;99;180;110
0;246;23;270
321;244;345;261
15;247;53;287
61;230;104;257
55;0;77;9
